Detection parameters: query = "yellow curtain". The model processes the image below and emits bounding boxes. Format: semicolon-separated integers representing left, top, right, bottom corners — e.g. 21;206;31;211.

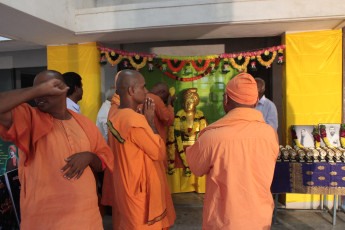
47;42;101;122
283;30;342;203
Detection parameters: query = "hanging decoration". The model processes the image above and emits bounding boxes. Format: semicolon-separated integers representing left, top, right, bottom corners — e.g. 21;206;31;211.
98;44;286;80
257;51;277;68
291;125;304;148
147;57;154;72
166;59;185;74
191;59;210;73
320;125;334;147
341;124;345;148
128;55;148;70
156;59;220;82
222;58;230;73
230;56;250;72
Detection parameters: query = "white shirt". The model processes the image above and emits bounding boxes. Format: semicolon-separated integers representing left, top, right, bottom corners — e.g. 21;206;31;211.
66;97;81;114
96;100;111;141
255;95;278;130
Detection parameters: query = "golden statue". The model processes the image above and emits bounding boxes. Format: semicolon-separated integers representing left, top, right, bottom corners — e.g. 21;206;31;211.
166;88;207;193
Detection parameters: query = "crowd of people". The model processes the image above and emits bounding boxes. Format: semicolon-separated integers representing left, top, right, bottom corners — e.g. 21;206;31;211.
0;69;279;230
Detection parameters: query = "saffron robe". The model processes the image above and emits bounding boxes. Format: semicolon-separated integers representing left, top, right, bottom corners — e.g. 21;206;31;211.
146;93;174;143
108;108;175;230
0;103;114;230
101;93;120;206
186;108;279;230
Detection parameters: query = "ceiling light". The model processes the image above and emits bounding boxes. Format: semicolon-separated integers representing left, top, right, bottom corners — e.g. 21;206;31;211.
0;36;12;41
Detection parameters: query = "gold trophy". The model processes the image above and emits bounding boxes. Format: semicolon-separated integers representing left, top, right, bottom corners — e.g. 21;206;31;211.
317;148;327;162
280;145;290;162
286;145;297;162
304;148;314;163
334;148;342;163
322;147;335;163
309;148;320;162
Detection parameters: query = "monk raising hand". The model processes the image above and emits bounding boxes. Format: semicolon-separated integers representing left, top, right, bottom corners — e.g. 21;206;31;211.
0;70;113;230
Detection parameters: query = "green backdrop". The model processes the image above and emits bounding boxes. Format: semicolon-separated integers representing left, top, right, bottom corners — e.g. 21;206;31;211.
140;59;239;124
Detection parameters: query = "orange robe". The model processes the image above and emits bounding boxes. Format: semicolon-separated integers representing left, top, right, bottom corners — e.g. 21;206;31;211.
0;103;114;230
146;93;174;143
101;93;120;206
186;108;279;230
108;108;175;230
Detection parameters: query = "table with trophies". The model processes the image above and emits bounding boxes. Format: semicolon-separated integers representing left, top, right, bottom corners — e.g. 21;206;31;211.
271;145;345;225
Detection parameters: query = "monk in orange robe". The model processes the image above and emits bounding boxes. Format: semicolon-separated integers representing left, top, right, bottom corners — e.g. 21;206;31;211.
0;70;114;230
186;73;279;230
107;70;175;230
146;82;175;142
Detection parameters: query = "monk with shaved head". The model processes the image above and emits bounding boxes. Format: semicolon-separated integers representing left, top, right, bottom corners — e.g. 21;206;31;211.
0;70;114;229
186;73;279;230
107;70;175;230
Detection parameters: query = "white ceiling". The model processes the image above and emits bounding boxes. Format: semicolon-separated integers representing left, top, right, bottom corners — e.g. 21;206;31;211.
0;2;344;53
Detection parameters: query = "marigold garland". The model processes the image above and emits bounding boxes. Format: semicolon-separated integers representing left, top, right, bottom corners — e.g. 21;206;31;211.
291;125;304;148
167;110;206;176
128;56;148;70
156;59;220;81
320;125;334;147
341;124;345;148
105;51;123;66
166;59;185;73
230;56;250;72
191;59;210;72
257;51;277;68
312;126;321;148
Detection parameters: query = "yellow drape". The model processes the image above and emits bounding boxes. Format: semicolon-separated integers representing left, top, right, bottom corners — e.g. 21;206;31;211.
47;42;101;122
283;30;342;203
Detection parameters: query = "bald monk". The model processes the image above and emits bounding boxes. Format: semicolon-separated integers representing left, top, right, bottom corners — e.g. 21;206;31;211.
186;73;279;230
0;70;114;230
101;71;121;207
107;70;176;230
146;83;175;142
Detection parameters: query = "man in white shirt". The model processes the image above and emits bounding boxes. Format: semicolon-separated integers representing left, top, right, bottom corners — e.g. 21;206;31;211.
62;72;83;113
255;78;278;130
96;87;115;141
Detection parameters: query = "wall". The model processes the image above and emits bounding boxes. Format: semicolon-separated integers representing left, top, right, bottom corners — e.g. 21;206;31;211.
0;49;47;69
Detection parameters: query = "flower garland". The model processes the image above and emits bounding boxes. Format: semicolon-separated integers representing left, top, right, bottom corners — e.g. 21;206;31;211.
158;54;219;61
230;56;250;72
128;55;148;70
341;124;345;148
156;58;220;81
191;59;210;72
312;126;321;148
105;51;123;66
257;51;277;68
166;59;185;73
167;110;207;176
291;125;303;148
319;125;334;147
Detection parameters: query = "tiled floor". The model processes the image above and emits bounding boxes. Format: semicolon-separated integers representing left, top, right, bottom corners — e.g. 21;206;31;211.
103;193;345;229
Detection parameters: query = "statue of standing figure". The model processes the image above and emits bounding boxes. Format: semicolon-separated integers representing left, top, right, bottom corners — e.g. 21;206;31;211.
166;88;207;193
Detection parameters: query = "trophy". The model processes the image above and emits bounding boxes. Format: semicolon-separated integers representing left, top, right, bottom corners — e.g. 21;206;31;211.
334;148;342;163
322;147;335;163
309;148;320;162
304;148;314;163
286;145;297;162
317;148;327;162
280;145;290;162
277;146;282;162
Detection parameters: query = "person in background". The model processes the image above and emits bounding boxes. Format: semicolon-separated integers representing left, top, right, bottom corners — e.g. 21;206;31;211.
146;82;175;143
96;87;115;141
62;72;83;114
255;77;278;130
186;73;279;230
0;70;113;230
